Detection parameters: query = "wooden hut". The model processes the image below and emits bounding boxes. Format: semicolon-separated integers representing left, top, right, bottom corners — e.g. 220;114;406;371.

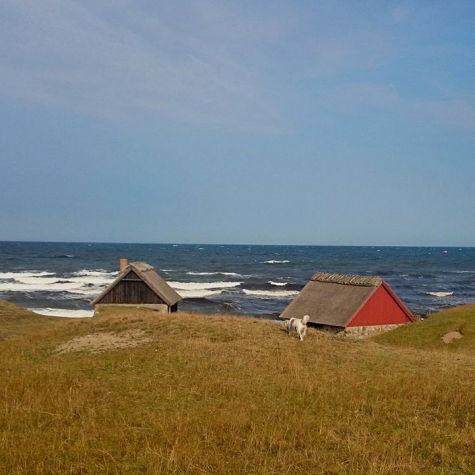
280;272;414;336
92;259;182;313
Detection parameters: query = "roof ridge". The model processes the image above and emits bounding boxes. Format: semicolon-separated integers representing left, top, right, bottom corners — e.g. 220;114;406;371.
311;272;382;287
127;262;154;272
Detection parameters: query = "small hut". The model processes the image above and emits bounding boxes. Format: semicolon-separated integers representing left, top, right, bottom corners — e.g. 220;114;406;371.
92;259;182;313
280;272;414;336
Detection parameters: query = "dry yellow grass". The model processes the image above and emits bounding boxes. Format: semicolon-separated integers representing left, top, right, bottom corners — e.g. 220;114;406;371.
1;304;475;474
0;299;61;340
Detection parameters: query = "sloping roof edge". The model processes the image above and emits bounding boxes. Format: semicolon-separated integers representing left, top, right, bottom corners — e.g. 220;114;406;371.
136;264;182;306
380;280;415;322
91;271;125;305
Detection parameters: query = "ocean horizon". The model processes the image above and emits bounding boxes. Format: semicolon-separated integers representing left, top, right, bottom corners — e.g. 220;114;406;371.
1;241;474;319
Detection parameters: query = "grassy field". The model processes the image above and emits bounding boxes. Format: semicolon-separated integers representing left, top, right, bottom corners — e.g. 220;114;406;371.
1;301;475;474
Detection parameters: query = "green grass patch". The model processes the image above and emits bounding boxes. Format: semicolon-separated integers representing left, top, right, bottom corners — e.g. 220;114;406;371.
374;304;475;351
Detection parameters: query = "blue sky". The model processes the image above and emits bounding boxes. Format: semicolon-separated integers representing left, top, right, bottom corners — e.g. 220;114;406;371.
1;0;474;246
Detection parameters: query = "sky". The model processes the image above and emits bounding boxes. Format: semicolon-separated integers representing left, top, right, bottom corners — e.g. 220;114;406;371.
0;0;474;246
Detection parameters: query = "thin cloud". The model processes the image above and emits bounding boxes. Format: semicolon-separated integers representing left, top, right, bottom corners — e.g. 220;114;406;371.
0;0;284;133
1;1;473;136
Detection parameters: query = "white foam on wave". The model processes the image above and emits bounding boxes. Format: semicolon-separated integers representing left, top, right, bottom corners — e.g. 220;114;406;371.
187;271;243;277
0;269;116;296
73;269;117;278
268;281;288;287
70;272;118;286
0;281;106;296
168;280;243;299
169;281;242;291
0;280;90;293
263;260;290;264
176;289;223;299
28;308;94;318
0;271;55;279
242;289;299;299
6;275;62;285
427;291;454;298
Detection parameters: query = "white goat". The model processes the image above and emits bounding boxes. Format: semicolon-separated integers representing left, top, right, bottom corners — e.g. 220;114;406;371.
284;314;310;341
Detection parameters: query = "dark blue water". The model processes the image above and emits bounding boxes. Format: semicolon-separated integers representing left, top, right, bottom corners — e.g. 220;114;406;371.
0;241;474;318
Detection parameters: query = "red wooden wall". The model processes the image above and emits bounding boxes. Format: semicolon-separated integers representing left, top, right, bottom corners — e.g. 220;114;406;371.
347;284;412;327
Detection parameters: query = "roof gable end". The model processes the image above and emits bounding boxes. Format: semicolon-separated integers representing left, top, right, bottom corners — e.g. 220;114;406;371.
92;261;182;306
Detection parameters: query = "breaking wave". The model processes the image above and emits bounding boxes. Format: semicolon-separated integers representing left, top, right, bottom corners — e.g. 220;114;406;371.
0;269;116;297
268;281;288;287
168;281;243;299
187;272;244;277
242;289;299;299
0;271;54;279
427;291;454;298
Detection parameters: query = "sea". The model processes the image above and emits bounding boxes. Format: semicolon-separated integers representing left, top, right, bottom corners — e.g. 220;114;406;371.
0;241;474;319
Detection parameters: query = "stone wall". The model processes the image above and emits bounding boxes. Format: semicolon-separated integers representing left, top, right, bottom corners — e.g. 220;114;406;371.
344;324;404;338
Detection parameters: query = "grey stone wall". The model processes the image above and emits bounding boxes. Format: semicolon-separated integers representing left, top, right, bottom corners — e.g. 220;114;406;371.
344;324;404;338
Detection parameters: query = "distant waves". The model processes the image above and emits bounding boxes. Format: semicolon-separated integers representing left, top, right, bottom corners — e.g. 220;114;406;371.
0;268;304;318
0;269;117;297
1;242;475;318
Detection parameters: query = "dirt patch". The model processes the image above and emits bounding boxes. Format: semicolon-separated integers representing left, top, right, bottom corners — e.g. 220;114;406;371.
56;329;152;354
441;331;463;344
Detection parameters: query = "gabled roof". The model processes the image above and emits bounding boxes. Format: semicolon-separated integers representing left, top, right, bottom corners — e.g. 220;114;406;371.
280;271;412;328
92;262;182;306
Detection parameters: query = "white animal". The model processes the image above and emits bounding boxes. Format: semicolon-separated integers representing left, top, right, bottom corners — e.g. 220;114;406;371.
285;314;310;341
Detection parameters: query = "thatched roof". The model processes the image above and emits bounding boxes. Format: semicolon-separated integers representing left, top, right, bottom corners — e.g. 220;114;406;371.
280;272;410;328
92;262;182;306
311;272;382;287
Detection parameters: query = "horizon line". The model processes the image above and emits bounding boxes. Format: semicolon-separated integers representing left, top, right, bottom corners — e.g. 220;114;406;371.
0;240;472;249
